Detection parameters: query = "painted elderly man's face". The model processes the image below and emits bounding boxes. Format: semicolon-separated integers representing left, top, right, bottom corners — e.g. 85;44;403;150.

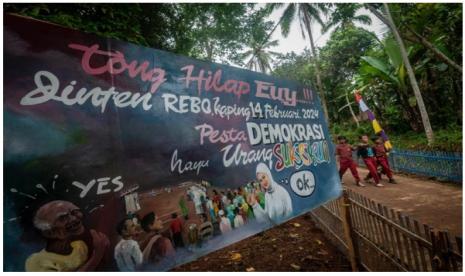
257;172;270;190
35;201;84;240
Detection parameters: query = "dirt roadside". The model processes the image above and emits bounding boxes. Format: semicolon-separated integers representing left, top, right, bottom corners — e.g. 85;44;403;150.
342;167;462;237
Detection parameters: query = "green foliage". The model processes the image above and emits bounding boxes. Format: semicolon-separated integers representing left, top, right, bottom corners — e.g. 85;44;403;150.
239;38;280;73
5;4;177;49
394;3;462;64
323;3;372;33
273;26;378;124
358;38;412;90
236;10;277;72
275;3;461;151
330;121;373;144
320;26;376;81
331;122;462;152
4;3;271;64
180;3;260;63
389;126;462;152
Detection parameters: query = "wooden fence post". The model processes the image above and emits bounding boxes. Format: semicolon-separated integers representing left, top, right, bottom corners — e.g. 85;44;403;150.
340;189;360;271
430;230;453;271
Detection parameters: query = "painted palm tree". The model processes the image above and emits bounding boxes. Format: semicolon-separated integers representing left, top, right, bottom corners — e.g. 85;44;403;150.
241;38;280;74
268;3;331;122
322;3;372;33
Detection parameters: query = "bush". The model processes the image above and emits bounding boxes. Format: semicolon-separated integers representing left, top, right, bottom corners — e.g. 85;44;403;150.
331;122;462;152
330;122;373;144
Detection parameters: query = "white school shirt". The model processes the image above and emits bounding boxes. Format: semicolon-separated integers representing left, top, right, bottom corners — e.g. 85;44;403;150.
114;239;143;272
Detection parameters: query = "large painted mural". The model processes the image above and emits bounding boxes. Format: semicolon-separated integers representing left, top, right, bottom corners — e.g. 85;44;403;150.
4;14;341;271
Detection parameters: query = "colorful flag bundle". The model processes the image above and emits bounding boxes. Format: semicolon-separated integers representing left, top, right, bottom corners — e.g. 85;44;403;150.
354;91;393;150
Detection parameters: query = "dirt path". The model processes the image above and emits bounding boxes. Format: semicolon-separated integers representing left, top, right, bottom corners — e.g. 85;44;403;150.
342;167;462;237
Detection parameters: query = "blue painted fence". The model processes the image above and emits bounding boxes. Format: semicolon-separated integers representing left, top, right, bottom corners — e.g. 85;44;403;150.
352;149;463;183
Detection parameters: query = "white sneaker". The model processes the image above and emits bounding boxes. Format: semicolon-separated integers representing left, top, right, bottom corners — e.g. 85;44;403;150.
357;181;366;187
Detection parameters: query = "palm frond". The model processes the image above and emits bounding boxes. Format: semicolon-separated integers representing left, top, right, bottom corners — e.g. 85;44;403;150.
302;4;325;27
268;51;282;56
354;14;372;25
321;20;337;33
297;7;307;39
263;3;283;16
263;39;279;48
280;4;296;37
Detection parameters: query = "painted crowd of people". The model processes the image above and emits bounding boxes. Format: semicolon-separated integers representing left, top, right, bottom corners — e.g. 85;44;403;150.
24;163;295;271
111;162;294;271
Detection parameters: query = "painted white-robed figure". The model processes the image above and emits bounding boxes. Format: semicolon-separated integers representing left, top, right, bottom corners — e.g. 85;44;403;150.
247;163;293;223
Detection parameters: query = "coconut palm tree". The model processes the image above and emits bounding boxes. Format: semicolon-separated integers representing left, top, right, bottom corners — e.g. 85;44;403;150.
322;3;372;33
240;38;280;73
322;3;380;45
268;3;331;122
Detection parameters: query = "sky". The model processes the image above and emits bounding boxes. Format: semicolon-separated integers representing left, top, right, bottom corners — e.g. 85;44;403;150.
264;5;388;57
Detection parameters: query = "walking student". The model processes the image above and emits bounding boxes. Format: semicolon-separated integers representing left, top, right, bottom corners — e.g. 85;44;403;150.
372;136;397;184
336;136;365;187
357;134;383;187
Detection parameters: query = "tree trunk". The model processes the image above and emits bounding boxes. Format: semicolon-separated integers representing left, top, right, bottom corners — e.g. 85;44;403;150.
302;11;330;124
383;3;434;145
404;26;462;73
399;88;423;131
206;40;213;61
455;77;463;124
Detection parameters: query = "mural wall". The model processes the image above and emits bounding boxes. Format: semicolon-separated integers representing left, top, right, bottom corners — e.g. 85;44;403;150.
4;14;341;271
